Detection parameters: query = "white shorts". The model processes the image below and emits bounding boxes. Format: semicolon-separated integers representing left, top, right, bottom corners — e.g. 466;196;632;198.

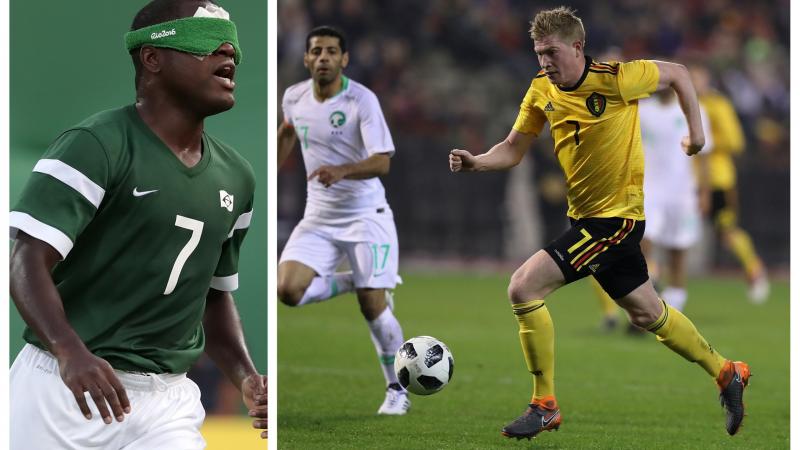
643;199;701;249
10;344;206;450
280;208;400;289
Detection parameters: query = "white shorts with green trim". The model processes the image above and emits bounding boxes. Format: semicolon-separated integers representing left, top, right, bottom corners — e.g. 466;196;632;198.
280;207;400;289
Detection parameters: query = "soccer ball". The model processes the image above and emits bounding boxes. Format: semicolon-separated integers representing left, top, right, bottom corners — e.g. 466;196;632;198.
394;336;454;395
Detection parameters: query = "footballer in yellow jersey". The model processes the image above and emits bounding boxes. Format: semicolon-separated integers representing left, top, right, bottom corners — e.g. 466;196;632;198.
513;57;658;220
690;65;769;302
700;92;744;191
449;6;751;441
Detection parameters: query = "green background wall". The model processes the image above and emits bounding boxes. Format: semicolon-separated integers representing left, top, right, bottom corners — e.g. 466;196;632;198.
9;1;267;372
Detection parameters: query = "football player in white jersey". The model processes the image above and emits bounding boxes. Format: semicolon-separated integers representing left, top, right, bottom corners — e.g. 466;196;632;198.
277;26;409;415
639;89;713;311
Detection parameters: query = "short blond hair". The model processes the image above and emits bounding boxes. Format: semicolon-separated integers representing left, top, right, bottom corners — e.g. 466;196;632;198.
530;6;585;45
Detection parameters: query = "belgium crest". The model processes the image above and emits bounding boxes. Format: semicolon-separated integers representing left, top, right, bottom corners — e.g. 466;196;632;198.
586;92;606;117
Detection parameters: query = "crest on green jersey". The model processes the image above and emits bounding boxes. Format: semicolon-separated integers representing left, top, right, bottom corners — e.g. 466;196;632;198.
329;111;346;128
219;190;234;212
586;92;606;117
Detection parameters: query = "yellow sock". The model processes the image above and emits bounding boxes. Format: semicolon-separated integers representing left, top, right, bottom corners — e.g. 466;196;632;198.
647;299;726;377
512;300;555;401
591;278;618;317
727;228;762;278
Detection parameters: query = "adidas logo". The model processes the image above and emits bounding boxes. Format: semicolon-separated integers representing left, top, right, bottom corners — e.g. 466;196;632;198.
544;102;555;112
589;263;600;273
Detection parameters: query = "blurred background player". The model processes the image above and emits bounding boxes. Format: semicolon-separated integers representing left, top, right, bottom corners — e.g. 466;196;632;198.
8;1;267;447
639;89;713;312
277;26;409;415
690;64;769;303
449;6;750;440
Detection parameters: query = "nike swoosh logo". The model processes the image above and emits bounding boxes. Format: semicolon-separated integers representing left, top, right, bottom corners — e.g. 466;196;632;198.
133;187;159;197
541;409;559;427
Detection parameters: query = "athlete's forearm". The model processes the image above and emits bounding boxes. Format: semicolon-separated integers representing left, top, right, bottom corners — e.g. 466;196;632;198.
9;233;88;358
672;76;705;146
203;289;259;389
655;62;704;147
473;135;531;171
339;153;390;179
277;121;297;169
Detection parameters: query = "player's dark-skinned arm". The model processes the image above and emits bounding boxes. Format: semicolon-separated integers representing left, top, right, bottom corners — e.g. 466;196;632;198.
277;121;298;169
653;61;705;156
203;288;268;438
9;232;131;424
308;152;391;188
449;129;535;172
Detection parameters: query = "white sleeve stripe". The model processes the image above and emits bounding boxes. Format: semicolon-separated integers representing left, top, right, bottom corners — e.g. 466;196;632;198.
33;159;105;208
9;211;73;260
227;210;253;238
210;274;239;291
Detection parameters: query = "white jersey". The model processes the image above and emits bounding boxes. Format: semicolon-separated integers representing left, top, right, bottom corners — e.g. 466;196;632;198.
282;76;395;219
639;97;713;207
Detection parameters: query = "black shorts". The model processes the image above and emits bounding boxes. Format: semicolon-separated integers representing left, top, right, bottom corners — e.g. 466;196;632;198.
544;217;648;299
710;189;728;220
710;189;737;227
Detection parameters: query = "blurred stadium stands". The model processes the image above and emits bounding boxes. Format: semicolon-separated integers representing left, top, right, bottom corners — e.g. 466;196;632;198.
277;0;789;272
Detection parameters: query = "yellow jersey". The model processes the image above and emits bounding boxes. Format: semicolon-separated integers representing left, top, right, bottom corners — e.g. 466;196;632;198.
698;92;744;190
513;57;659;220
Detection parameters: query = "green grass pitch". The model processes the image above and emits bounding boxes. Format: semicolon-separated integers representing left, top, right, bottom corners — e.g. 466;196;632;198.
277;273;789;449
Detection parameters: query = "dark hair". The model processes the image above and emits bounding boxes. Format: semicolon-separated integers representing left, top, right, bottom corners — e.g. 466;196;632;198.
130;0;217;89
306;26;347;53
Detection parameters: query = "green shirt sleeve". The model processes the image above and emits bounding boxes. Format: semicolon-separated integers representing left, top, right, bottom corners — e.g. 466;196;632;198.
10;129;110;258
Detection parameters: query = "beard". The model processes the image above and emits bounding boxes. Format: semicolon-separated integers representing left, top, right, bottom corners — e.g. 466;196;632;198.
313;69;338;86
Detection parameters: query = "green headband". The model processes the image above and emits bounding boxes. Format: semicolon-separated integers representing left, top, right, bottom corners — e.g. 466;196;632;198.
124;17;242;65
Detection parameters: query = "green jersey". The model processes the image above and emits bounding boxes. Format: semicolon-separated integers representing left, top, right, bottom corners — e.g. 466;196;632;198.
10;105;255;373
